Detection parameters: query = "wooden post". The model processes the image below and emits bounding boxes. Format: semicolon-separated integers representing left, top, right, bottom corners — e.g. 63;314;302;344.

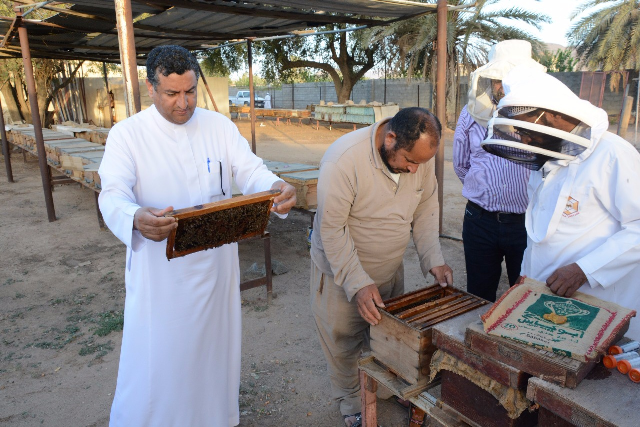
0;96;13;183
247;39;256;154
16;9;56;222
114;0;141;117
435;0;447;235
196;64;219;113
359;369;378;427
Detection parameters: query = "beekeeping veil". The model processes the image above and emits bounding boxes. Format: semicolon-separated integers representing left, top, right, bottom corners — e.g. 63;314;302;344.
481;67;609;171
467;40;546;127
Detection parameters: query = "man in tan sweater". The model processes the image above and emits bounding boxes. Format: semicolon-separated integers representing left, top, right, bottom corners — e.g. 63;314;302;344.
310;107;453;426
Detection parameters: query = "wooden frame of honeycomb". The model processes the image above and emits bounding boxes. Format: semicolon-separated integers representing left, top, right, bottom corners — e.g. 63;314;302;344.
165;190;280;260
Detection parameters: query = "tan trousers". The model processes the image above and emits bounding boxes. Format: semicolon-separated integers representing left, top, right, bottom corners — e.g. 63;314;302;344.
310;260;404;416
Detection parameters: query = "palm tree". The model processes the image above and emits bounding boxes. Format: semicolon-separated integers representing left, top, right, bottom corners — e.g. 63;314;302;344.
367;0;549;124
567;0;639;75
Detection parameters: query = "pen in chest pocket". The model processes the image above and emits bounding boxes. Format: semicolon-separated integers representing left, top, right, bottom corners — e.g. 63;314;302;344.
207;157;225;195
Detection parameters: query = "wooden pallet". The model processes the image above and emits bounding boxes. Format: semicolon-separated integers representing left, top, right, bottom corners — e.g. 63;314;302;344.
358;355;432;400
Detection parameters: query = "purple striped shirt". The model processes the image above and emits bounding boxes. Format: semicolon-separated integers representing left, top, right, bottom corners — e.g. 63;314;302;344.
453;106;530;214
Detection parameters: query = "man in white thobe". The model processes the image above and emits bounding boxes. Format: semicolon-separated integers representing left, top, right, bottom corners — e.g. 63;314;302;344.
98;45;296;426
481;68;640;339
264;92;272;109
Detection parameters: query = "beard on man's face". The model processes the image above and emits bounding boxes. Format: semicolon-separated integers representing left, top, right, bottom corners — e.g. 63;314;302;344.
380;143;409;174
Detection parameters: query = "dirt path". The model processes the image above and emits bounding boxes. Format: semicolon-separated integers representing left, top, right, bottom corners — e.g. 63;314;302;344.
0;118;486;426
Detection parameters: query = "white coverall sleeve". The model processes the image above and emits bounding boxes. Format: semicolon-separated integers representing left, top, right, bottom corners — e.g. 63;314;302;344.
97;128;146;252
575;151;640;288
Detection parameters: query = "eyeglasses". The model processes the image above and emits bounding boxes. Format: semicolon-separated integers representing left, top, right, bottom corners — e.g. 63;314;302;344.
514;127;537;140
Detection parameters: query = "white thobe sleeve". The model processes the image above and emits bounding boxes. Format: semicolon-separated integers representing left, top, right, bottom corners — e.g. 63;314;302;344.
98;127;146;252
575;153;640;289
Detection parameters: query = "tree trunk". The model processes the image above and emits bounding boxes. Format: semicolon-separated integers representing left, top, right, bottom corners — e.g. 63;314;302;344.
36;72;49;127
337;83;352;104
10;72;31;123
0;82;25;124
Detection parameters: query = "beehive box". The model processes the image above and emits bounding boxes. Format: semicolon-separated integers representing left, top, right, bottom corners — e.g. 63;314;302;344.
263;160;317;177
280;169;319;210
87;129;110;145
370;285;488;385
165;190;279;260
83;161;101;187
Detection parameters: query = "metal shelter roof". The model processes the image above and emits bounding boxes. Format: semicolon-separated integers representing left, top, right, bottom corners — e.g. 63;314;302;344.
0;0;437;63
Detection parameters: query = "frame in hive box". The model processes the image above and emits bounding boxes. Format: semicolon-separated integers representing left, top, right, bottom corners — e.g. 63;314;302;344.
165;190;279;260
370;285;489;385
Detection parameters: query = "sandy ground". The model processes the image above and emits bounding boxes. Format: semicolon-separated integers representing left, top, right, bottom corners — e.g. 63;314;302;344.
7;112;625;426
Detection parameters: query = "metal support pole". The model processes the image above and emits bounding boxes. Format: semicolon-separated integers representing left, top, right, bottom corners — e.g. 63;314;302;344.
114;0;141;117
635;76;639;139
247;39;256;154
435;0;447;234
196;64;219;113
102;62;113;127
0;96;13;182
264;232;273;303
384;59;387;104
16;9;56;221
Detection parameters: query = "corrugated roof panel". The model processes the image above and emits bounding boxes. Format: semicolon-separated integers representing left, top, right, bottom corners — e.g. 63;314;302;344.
0;0;435;62
137;8;308;37
249;0;434;17
46;14;116;33
66;0;165;15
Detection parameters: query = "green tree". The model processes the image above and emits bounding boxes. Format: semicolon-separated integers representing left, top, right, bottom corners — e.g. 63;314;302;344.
567;0;639;88
202;24;379;103
539;48;577;72
367;0;549;123
0;1;85;126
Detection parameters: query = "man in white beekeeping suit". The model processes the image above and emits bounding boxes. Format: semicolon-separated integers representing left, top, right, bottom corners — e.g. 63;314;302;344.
454;40;546;302
482;67;640;339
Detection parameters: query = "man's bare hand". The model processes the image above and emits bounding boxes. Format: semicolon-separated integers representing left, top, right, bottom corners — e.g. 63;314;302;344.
270;180;297;214
355;284;385;326
546;263;587;297
133;206;177;242
429;264;453;288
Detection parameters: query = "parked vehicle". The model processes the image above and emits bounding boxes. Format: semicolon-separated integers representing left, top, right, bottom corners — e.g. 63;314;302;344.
229;90;265;108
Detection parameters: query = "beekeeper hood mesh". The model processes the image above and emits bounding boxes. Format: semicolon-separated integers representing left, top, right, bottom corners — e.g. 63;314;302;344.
467;40;546;127
481;67;609;171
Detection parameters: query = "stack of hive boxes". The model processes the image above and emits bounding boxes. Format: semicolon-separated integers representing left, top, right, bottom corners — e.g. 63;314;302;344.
8;124;110;189
368;286;635;427
314;102;399;125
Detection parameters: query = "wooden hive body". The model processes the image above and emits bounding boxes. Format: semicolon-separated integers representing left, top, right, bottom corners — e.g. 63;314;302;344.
370;285;488;385
165;190;279;260
280;170;319;210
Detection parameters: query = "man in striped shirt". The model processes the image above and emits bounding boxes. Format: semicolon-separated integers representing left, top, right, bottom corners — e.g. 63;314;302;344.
453;40;545;301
